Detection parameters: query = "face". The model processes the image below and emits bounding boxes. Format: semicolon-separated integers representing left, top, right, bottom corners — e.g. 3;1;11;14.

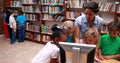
63;28;73;36
109;30;119;38
86;36;97;45
84;9;95;22
59;34;67;42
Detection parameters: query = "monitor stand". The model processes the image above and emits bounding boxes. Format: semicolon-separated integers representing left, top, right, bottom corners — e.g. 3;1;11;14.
72;47;80;63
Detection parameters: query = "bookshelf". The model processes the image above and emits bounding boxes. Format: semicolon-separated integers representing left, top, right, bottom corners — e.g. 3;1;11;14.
21;0;43;43
40;0;66;43
0;0;5;34
6;0;22;14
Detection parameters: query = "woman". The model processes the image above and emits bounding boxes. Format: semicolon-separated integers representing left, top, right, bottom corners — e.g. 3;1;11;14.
74;2;103;43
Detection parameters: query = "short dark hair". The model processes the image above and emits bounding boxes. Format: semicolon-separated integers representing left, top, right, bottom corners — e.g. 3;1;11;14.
115;21;120;31
18;9;23;15
84;2;99;13
108;21;118;31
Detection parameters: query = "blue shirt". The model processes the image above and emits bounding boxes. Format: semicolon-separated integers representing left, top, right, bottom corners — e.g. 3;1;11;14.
16;15;26;27
75;15;103;39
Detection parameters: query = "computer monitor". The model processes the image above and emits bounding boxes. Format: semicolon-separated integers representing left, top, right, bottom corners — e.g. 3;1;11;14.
59;42;96;63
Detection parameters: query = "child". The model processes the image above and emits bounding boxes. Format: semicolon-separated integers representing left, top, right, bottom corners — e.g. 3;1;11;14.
16;10;26;42
98;21;120;60
9;10;17;44
61;21;74;42
81;27;102;63
31;24;67;63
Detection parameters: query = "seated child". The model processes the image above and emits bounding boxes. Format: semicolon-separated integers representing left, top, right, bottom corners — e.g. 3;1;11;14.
98;21;120;60
61;21;74;42
31;24;67;63
81;27;102;63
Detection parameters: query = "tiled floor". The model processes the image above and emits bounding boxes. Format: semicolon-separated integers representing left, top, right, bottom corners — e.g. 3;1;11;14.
0;35;44;63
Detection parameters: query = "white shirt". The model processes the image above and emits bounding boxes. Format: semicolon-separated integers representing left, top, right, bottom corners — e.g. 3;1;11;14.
31;41;60;63
9;15;16;29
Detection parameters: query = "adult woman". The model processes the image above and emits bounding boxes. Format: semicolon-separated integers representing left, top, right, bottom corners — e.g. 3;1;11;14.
74;2;103;43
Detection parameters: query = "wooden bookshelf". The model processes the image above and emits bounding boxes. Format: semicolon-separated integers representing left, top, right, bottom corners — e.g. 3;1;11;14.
0;0;5;34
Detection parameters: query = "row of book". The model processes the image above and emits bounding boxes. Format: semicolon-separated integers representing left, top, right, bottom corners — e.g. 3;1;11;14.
21;0;40;4
22;6;40;13
42;35;51;42
66;11;81;20
98;2;113;12
25;14;36;21
42;6;64;14
49;6;63;14
118;4;120;13
26;22;40;32
41;14;65;21
41;0;64;5
67;0;84;8
41;25;52;33
10;0;22;7
26;32;40;41
42;6;49;13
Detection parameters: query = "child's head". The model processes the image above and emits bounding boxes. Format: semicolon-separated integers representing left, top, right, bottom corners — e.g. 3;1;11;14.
51;24;67;45
108;21;119;38
83;27;99;45
61;21;74;36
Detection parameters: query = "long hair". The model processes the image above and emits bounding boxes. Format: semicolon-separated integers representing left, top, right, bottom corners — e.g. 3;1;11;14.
83;27;100;46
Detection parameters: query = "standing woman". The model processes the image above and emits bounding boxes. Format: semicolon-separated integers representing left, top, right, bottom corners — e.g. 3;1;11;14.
16;10;26;42
74;2;103;43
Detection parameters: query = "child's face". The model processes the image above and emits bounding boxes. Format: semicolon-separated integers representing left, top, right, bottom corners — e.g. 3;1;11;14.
85;36;97;45
63;29;73;36
59;34;67;42
109;30;119;38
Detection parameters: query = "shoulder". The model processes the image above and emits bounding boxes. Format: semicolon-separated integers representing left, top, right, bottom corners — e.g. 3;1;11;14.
95;16;103;23
101;34;109;39
46;42;59;51
76;15;86;21
75;15;87;25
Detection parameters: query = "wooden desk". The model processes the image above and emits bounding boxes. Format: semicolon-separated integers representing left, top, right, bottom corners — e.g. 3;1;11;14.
102;59;120;63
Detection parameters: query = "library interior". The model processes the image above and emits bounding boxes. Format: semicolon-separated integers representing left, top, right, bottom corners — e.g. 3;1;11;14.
0;0;120;63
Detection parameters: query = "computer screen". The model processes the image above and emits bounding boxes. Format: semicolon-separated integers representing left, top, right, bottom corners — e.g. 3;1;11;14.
59;42;96;63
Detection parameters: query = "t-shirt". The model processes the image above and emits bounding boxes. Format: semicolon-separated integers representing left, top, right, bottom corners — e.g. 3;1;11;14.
31;41;60;63
9;15;16;29
16;15;26;27
66;35;73;43
75;15;103;39
99;34;120;59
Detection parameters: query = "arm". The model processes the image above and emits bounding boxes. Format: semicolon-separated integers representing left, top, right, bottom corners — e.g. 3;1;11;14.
98;48;104;60
74;26;80;43
103;54;120;60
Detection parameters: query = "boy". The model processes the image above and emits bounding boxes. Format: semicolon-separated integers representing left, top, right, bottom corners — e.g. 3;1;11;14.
98;21;120;60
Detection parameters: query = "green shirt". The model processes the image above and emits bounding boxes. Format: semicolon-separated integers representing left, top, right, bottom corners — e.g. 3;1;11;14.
99;34;120;59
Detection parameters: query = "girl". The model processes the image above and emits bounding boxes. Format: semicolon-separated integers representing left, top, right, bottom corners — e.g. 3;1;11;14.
81;27;102;63
61;21;74;42
31;24;67;63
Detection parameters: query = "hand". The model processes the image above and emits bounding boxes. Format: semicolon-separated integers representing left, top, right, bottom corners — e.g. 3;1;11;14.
95;56;102;63
98;55;104;60
14;29;16;32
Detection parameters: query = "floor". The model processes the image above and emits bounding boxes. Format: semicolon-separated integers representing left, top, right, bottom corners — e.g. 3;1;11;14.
0;35;44;63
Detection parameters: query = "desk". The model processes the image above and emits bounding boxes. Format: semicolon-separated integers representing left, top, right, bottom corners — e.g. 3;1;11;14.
102;59;120;63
